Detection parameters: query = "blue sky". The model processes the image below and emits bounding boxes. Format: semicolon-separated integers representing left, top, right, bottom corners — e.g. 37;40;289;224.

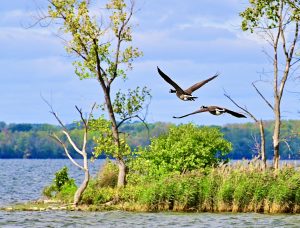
1;0;299;126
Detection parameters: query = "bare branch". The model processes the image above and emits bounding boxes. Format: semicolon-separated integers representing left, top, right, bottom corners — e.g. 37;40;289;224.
75;105;86;126
262;48;275;64
289;22;299;60
281;138;292;151
117;115;137;129
52;133;84;170
62;130;84;156
41;94;68;131
224;92;257;122
280;21;289;59
86;102;97;126
71;47;88;61
109;1;135;86
135;115;150;140
291;57;300;67
252;82;274;110
42;95;87;156
75;102;96;152
116;114;150;142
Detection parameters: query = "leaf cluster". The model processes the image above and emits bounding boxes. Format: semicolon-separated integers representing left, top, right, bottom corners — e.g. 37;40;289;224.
48;0;142;81
113;86;151;119
240;0;300;32
90;117;131;159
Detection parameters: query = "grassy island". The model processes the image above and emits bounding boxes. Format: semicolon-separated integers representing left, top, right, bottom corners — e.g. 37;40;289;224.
5;125;300;214
5;161;300;214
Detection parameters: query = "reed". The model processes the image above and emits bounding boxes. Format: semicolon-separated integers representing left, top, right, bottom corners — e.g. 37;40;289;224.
43;160;300;213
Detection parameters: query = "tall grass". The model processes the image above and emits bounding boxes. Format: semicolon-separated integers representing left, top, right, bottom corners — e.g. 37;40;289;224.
46;161;300;213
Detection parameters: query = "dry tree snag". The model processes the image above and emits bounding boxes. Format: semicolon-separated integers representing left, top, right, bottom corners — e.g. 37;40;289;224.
224;93;266;169
240;0;300;170
49;102;96;206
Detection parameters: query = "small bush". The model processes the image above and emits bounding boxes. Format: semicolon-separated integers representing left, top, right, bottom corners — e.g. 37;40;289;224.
81;179;116;205
97;160;118;188
54;166;71;191
56;179;77;203
42;166;77;200
42;183;57;198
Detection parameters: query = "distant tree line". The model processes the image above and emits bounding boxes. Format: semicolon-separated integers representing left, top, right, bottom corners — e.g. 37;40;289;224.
0;120;299;159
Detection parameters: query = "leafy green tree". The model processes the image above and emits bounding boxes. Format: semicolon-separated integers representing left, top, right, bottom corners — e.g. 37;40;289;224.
129;124;232;179
47;0;151;187
240;0;300;170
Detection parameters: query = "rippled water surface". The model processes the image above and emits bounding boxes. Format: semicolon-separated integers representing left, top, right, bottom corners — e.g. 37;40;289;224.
1;159;300;227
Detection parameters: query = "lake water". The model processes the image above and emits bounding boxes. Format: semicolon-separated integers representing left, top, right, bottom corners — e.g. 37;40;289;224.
1;159;300;227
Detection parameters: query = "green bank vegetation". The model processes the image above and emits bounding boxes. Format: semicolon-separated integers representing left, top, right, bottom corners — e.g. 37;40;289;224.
37;124;300;213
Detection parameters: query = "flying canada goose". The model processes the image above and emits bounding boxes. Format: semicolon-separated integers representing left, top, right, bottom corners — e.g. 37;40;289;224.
173;105;247;119
157;67;219;101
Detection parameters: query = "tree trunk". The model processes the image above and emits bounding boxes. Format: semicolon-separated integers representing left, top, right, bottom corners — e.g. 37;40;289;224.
273;104;281;170
103;91;127;187
74;154;89;206
117;159;126;187
259;120;266;170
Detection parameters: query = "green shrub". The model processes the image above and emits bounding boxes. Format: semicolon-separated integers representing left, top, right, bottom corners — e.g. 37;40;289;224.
55;166;71;191
56;179;77;203
42;183;57;198
81;179;116;205
128;124;231;180
42;166;77;199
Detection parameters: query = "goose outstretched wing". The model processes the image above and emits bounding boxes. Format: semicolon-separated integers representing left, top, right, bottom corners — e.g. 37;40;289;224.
173;107;208;119
185;73;219;94
224;108;247;118
157;67;185;93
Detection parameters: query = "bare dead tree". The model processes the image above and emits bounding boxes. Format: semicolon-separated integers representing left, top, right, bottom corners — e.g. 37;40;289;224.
240;0;300;170
224;93;266;169
44;97;96;206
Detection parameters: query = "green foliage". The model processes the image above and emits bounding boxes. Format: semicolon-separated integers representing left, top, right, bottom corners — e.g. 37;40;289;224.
267;167;300;204
48;0;142;81
54;166;71;191
122;163;300;212
90;117;131;159
240;0;300;32
42;184;57;198
81;179;116;205
48;1;152;170
42;166;77;201
113;87;151;119
56;181;77;203
129;124;232;179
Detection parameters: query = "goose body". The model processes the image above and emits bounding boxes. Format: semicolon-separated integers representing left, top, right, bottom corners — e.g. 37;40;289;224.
173;105;247;119
157;67;218;101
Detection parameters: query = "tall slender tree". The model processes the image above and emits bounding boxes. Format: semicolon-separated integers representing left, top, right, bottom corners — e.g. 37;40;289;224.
240;0;300;170
47;0;150;186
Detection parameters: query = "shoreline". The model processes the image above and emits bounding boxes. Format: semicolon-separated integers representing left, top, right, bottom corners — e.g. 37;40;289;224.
2;199;300;214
